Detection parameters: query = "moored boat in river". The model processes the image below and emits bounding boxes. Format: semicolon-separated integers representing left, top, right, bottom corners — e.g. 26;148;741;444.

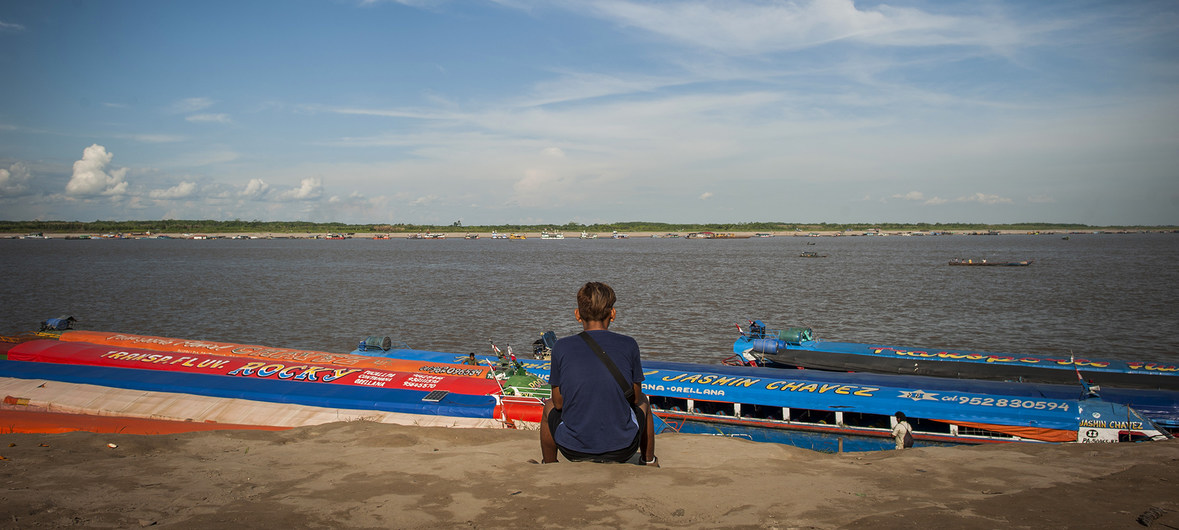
731;321;1179;391
353;339;1172;451
3;326;1171;451
0;329;547;434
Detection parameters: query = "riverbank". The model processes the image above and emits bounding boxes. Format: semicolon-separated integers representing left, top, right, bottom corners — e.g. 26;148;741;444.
6;229;1165;240
1;421;1176;528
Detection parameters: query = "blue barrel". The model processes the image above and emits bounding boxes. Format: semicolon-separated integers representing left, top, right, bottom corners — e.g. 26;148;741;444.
751;338;784;354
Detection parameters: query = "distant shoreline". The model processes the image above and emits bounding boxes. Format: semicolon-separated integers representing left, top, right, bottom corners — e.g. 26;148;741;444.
4;228;1176;240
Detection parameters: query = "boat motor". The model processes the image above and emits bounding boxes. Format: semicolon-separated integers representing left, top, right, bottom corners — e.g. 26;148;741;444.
357;335;393;352
40;316;76;332
532;330;556;359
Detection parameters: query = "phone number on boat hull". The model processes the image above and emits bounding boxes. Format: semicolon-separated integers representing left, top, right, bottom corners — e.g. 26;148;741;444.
943;396;1069;411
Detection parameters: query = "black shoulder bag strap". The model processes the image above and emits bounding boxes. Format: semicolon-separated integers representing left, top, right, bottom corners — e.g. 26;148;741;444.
578;331;635;403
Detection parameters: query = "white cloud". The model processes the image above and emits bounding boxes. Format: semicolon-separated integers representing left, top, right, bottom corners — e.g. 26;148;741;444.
277;177;323;201
172;97;215;113
242;178;270;198
170;148;240;167
512;169;562;207
956;192;1013;205
410;194;439;206
0;19;25;31
0;162;32;196
699;191;713;200
579;0;1015;56
114;133;185;143
65;144;129;196
892;191;926;201
891;191;950;205
149;181;197;199
186;113;232;124
542;146;566;157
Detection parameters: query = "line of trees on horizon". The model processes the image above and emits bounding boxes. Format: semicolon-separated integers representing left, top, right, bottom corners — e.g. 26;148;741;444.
1;219;1175;234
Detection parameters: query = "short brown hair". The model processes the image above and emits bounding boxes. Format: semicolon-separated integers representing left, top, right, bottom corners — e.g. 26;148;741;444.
577;282;616;322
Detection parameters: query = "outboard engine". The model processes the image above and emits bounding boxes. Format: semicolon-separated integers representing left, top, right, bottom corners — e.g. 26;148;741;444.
40;316;76;331
357;335;393;352
532;330;556;359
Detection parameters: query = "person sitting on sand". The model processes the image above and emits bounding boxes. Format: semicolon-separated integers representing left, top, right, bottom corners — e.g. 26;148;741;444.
540;282;657;466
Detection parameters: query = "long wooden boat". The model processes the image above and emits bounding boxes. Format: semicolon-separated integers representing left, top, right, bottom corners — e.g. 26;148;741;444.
4;328;1171;452
0;333;545;435
349;343;1173;452
731;322;1179;392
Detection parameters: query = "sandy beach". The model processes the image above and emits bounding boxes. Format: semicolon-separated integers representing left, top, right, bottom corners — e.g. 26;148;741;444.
1;421;1176;529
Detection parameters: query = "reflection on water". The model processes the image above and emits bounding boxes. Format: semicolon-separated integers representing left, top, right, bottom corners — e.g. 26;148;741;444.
2;234;1177;365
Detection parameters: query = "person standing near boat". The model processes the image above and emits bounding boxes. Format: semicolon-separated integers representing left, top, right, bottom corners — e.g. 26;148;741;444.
893;412;914;449
540;282;657;466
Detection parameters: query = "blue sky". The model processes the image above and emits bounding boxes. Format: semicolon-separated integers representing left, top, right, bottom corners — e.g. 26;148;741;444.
1;0;1176;226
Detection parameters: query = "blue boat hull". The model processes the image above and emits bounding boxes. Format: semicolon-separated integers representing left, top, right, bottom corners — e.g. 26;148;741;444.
0;359;500;420
733;327;1179;392
354;346;1173;450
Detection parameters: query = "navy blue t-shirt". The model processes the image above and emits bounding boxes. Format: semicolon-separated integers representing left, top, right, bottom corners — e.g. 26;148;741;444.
549;329;645;454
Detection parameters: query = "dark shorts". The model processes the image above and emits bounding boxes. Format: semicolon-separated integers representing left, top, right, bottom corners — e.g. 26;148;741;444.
548;406;643;463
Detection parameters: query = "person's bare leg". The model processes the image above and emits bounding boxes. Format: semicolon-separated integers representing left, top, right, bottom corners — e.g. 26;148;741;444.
638;394;657;466
540;399;559;463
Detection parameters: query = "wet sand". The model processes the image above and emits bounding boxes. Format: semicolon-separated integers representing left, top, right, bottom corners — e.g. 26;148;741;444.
1;421;1176;528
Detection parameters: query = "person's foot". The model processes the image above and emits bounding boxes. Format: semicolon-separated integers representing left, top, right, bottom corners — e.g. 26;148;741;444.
643;456;659;467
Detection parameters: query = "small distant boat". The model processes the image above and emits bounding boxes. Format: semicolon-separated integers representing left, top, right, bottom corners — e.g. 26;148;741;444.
579;231;597;239
799;251;827;258
508;233;526;240
464;233;479;240
611;231;629;239
949;258;1033;266
490;231;509;240
540;231;565;240
753;233;774;238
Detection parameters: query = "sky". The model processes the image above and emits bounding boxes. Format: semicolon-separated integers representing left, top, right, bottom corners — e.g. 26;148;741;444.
0;0;1177;226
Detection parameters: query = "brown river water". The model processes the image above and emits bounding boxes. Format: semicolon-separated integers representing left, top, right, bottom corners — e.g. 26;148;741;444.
2;233;1176;365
